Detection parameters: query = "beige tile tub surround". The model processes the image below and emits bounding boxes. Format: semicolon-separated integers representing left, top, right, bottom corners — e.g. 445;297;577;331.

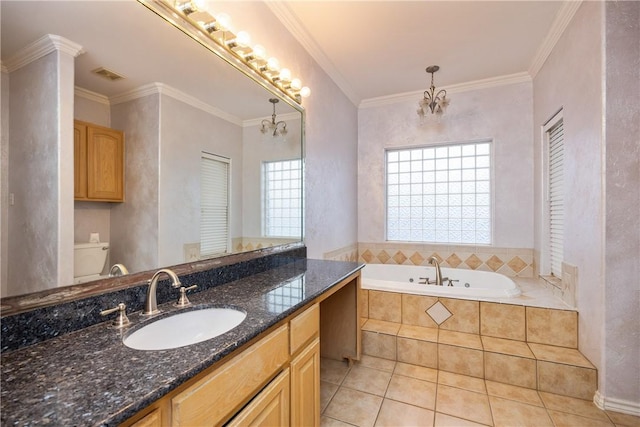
526;306;578;348
358;243;535;277
360;288;599;401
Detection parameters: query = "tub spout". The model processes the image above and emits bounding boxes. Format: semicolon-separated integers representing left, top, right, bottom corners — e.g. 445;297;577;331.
428;257;448;286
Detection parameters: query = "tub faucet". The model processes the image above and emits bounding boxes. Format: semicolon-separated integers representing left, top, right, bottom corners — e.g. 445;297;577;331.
428;256;448;286
143;268;182;316
108;263;129;277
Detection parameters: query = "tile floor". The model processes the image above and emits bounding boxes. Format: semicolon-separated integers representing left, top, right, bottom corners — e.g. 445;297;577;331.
320;355;640;427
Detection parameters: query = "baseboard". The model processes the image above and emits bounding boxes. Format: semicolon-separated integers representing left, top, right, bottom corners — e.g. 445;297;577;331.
594;390;640;416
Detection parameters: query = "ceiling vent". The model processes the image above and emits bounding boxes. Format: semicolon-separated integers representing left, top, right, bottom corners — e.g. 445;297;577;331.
92;67;125;81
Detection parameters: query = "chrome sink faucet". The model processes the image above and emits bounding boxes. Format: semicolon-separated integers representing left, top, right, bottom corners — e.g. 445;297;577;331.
428;256;448;286
143;268;182;316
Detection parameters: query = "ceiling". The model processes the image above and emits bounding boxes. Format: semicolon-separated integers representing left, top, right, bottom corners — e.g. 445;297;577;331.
268;1;576;106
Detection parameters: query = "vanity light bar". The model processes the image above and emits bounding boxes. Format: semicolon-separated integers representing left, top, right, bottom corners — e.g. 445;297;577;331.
170;0;310;103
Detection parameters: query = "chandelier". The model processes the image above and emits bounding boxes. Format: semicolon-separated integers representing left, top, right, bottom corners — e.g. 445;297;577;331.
417;65;449;117
261;98;287;137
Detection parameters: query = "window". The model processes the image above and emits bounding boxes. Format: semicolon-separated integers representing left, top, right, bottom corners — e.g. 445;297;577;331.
263;159;303;238
545;114;564;277
200;153;230;257
386;141;492;244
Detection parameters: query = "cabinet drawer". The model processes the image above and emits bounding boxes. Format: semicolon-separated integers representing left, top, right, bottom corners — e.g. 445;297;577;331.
227;368;290;427
290;303;319;355
171;325;289;426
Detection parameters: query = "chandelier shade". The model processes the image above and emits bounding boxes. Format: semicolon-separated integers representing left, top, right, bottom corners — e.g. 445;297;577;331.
261;98;288;137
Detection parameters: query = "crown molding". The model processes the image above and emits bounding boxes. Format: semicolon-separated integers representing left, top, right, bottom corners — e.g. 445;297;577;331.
529;0;583;78
266;1;360;107
4;34;84;73
109;82;243;126
74;86;110;105
359;72;531;109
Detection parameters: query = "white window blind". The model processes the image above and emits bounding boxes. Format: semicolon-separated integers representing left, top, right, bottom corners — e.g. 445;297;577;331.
548;119;564;277
386;141;492;244
263;159;303;238
200;153;230;257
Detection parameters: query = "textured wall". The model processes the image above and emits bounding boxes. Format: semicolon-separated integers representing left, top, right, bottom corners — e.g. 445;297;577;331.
358;82;534;248
6;51;77;296
603;0;640;408
1;71;9;296
110;95;160;273
533;0;605;385
158;94;243;266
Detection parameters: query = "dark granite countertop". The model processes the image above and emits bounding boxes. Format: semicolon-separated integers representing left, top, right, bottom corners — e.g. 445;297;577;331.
1;259;362;426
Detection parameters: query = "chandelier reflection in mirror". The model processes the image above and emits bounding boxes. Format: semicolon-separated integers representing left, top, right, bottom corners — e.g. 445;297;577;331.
417;65;450;117
261;98;287;137
170;0;311;103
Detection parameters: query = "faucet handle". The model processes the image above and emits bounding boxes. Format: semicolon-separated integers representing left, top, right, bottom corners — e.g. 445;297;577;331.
175;285;198;307
446;279;459;287
100;303;130;328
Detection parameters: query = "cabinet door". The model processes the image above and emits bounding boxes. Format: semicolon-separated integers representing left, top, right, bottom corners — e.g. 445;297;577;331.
87;125;124;201
291;338;320;427
129;408;161;427
227;369;290;427
74;123;88;199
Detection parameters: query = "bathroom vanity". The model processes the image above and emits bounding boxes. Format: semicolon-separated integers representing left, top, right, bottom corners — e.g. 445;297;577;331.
0;258;362;426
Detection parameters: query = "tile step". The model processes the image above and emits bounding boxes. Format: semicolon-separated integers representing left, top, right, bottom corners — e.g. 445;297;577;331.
361;318;597;400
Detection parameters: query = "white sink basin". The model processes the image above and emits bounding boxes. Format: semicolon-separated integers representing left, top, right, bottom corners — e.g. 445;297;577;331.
123;307;246;351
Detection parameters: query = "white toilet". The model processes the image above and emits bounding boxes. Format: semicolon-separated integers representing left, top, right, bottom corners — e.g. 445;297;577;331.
73;242;110;284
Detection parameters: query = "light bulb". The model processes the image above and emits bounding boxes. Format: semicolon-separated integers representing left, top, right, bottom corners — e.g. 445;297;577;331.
300;86;311;98
279;68;291;82
235;31;251;48
252;44;267;61
267;57;280;72
214;13;232;31
290;78;302;91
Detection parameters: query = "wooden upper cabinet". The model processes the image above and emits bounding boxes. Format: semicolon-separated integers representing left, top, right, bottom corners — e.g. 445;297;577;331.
74;120;124;202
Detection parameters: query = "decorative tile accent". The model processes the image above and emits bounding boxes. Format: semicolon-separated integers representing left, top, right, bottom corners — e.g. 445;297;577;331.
446;253;462;268
409;252;425;265
486;255;504;271
361;249;374;263
357;242;535;277
393;251;407;264
377;250;391;264
508;256;528;273
426;301;453;325
465;254;483;270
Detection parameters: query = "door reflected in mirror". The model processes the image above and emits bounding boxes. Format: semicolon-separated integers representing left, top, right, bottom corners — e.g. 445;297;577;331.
0;0;304;298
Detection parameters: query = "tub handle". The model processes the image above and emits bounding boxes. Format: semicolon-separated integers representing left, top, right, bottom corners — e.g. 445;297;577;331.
446;279;459;287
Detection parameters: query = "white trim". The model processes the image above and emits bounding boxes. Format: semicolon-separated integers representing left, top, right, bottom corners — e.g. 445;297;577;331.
529;1;583;78
594;390;640;417
359;72;531;109
74;86;110;105
4;34;84;73
266;1;360;107
109;82;243;126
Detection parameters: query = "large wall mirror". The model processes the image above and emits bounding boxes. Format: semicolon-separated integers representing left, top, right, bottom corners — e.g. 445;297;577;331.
0;0;304;301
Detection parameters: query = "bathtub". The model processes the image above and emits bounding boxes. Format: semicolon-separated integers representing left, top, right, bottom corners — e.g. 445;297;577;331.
361;263;521;299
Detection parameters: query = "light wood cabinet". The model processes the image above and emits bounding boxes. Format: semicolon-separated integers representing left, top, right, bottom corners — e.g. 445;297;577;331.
227;368;290;427
291;338;320;426
171;325;288;426
74;120;124;202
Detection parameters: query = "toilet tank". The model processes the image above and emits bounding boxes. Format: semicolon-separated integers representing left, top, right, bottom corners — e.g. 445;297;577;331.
74;242;109;278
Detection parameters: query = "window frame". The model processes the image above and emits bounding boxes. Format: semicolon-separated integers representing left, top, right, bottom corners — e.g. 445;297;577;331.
541;109;564;277
200;152;231;258
262;158;304;239
384;139;494;245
